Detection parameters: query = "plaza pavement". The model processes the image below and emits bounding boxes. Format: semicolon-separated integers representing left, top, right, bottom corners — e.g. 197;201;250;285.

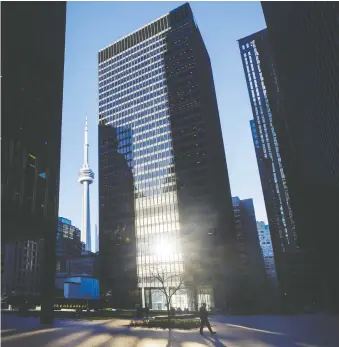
1;314;339;347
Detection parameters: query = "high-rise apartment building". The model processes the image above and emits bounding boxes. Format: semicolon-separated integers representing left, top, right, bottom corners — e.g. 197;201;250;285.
238;30;310;308
261;2;339;311
1;2;66;322
232;197;266;311
98;3;235;310
56;217;82;273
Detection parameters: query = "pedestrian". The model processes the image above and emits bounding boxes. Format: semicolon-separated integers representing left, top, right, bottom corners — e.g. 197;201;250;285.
199;303;216;335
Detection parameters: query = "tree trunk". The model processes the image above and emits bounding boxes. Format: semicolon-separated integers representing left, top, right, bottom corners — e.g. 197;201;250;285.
167;300;170;324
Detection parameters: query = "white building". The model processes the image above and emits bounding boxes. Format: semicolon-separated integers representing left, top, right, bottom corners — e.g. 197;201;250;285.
257;221;278;285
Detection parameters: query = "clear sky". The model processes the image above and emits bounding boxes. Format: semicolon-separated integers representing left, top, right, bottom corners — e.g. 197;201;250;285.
59;1;268;235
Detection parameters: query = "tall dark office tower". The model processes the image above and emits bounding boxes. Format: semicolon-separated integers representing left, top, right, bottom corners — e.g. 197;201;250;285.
261;2;339;311
2;240;44;297
238;30;311;308
232;197;266;311
1;2;66;322
98;3;235;310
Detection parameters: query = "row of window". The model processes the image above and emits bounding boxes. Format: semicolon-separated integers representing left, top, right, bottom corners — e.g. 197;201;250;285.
117;132;132;146
136;184;177;198
117;146;132;155
100;84;166;114
132;150;171;168
99;33;167;69
116;136;132;148
99;58;165;94
103;106;168;134
99;39;166;79
136;176;176;194
100;70;165;100
135;195;178;214
136;214;180;228
135;172;176;189
100;89;167;115
170;99;201;113
137;263;184;279
133;153;173;176
135;218;179;233
133;135;171;156
99;45;165;84
138;157;172;173
134;166;174;183
100;83;167;109
141;179;176;193
134;113;169;135
134;125;170;144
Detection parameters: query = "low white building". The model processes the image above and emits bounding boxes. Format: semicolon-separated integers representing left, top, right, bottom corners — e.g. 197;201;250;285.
257;221;278;286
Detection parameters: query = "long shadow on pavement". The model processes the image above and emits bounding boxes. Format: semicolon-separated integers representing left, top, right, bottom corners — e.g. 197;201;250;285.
204;334;227;346
3;315;339;347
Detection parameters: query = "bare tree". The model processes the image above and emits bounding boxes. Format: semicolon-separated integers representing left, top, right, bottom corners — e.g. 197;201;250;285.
150;265;185;323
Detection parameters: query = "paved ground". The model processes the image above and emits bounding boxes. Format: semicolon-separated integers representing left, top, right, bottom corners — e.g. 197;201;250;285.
2;314;339;347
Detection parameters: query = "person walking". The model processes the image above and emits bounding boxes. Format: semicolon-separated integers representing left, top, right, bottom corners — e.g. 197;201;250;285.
199;303;216;335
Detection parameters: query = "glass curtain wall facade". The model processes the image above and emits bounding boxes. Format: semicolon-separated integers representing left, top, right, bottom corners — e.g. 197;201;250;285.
238;30;310;307
99;14;181;309
261;2;339;311
239;30;297;252
99;3;235;310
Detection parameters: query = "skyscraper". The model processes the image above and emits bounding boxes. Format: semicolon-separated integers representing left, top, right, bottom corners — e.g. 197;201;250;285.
232;197;266;311
261;2;339;311
98;3;235;310
1;2;66;323
79;118;94;252
238;30;309;308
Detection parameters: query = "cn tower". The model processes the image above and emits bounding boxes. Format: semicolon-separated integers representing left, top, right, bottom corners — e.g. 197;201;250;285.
78;116;94;251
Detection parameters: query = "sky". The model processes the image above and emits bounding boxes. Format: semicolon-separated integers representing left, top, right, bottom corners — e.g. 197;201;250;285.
59;1;268;237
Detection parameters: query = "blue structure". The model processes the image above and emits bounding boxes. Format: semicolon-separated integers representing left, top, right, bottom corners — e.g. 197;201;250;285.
64;277;99;300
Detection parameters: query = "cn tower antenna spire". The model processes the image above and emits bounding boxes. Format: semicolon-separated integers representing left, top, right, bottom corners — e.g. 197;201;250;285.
84;115;89;166
79;115;94;252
